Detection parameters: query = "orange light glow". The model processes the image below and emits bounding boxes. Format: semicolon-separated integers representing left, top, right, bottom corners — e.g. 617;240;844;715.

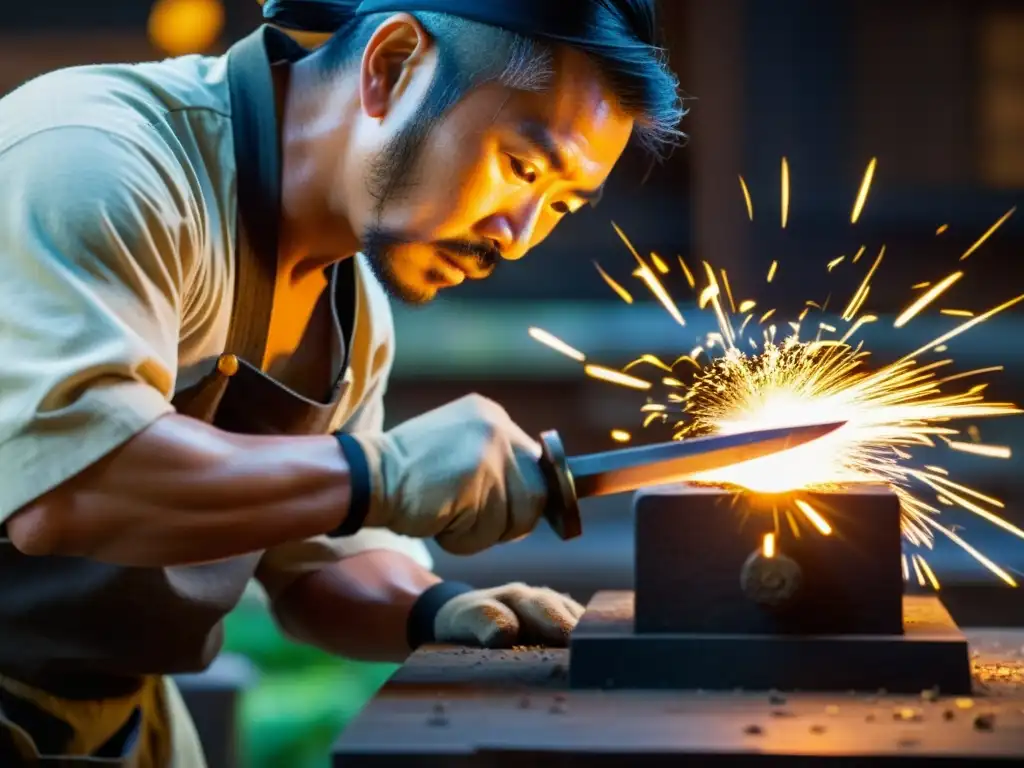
529;157;1024;584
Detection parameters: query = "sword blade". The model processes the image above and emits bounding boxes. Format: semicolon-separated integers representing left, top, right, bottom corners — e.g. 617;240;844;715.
566;421;844;498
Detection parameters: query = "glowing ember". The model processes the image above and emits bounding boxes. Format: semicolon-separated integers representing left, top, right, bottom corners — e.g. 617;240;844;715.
594;261;634;304
739;175;754;221
850;157;877;224
794;499;832;535
528;327;585;362
584;364;651;391
780;157;791;229
960;207;1015;261
528;158;1024;585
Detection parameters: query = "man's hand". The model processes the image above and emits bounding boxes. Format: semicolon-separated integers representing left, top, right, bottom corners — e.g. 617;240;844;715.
351;395;549;555
433;583;584;648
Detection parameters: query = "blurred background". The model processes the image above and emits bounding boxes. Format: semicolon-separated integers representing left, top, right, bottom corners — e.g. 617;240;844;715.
4;0;1024;765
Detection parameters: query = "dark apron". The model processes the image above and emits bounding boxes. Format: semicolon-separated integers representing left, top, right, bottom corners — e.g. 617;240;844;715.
0;26;355;765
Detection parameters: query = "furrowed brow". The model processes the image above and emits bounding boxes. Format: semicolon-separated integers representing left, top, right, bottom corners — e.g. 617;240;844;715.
518;121;603;207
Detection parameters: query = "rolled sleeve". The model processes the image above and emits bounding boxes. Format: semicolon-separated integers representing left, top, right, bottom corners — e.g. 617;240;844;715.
0;126;194;520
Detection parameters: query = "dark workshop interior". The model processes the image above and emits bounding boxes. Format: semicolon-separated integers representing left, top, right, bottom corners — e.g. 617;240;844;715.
3;0;1024;766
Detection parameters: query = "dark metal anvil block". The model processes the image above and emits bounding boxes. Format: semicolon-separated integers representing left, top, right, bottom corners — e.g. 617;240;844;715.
569;482;972;693
634;483;904;635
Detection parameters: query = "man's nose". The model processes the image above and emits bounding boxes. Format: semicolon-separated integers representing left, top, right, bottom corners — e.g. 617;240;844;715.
477;201;544;261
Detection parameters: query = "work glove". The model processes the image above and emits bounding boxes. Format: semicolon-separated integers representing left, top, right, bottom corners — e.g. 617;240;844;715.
339;394;549;555
407;581;586;650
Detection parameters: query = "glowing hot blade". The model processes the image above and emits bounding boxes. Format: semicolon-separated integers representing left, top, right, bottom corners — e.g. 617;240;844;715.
566;421;845;498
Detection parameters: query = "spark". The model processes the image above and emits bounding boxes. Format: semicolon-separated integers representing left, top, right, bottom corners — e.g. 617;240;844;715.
910;553;926;586
614;223;685;325
920;553;941;592
936;224;949;235
781;157;790;228
584;364;651;390
901;294;1024;362
842;246;885;321
593;262;634;304
700;262;735;348
624;354;673;373
827;256;845;271
762;532;776;558
894;272;963;328
678;256;696;288
651;252;670;274
795;500;832;535
531;160;1024;584
739;175;754;220
960;207;1015;261
610;429;631;442
851;157;877;224
921;516;1017;586
839;314;877;345
901;553;909;581
938;366;1003;385
721;269;737;314
948;442;1011;459
528;327;585;361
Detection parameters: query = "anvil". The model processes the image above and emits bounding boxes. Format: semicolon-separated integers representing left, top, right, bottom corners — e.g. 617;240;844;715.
569;483;973;694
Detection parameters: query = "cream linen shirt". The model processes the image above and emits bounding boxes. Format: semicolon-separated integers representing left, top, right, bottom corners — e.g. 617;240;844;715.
0;49;432;600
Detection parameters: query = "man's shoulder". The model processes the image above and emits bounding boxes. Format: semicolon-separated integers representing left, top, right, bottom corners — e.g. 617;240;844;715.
0;54;234;177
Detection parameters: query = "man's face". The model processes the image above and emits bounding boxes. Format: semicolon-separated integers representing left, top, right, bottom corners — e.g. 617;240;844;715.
339;17;634;304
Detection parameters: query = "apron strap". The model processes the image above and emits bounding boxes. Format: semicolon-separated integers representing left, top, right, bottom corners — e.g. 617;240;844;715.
224;27;302;366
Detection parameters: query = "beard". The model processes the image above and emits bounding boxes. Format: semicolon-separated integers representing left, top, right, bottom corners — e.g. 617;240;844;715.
360;107;499;305
362;228;501;305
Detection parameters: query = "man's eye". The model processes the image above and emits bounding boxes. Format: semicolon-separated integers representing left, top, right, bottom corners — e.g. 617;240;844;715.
508;156;536;183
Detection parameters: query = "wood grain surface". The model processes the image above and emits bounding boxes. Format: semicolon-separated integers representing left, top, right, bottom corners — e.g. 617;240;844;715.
333;624;1024;766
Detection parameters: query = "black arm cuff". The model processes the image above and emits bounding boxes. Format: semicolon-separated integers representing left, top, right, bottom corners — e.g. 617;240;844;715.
331;433;372;537
406;581;476;650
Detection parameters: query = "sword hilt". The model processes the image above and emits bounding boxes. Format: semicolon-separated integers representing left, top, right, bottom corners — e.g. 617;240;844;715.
538;430;583;541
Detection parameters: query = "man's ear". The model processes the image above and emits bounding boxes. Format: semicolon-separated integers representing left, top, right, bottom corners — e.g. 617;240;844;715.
360;13;432;120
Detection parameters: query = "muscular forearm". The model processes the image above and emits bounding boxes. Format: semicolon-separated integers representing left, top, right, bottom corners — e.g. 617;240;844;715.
269;549;442;662
7;414;353;567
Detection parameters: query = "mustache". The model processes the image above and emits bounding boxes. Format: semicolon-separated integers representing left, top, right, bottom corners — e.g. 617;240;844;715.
435;240;501;274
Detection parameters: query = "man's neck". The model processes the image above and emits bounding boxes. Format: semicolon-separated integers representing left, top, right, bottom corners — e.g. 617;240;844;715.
276;57;362;279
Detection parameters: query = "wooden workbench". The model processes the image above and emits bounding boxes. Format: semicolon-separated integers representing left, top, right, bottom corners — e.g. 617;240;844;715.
332;626;1024;766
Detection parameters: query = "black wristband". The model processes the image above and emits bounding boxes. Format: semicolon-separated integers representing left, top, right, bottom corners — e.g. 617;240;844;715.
406;581;476;650
332;433;372;537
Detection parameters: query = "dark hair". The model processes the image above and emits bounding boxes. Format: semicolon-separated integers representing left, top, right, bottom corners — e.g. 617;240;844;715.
312;1;686;160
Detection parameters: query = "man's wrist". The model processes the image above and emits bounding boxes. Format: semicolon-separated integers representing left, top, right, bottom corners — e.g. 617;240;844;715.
332;433;372;537
406;581;475;650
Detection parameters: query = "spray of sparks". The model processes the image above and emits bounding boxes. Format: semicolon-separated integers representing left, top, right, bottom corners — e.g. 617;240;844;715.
529;157;1023;587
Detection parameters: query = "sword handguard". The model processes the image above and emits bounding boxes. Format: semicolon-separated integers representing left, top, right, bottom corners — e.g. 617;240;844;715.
538;430;583;541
